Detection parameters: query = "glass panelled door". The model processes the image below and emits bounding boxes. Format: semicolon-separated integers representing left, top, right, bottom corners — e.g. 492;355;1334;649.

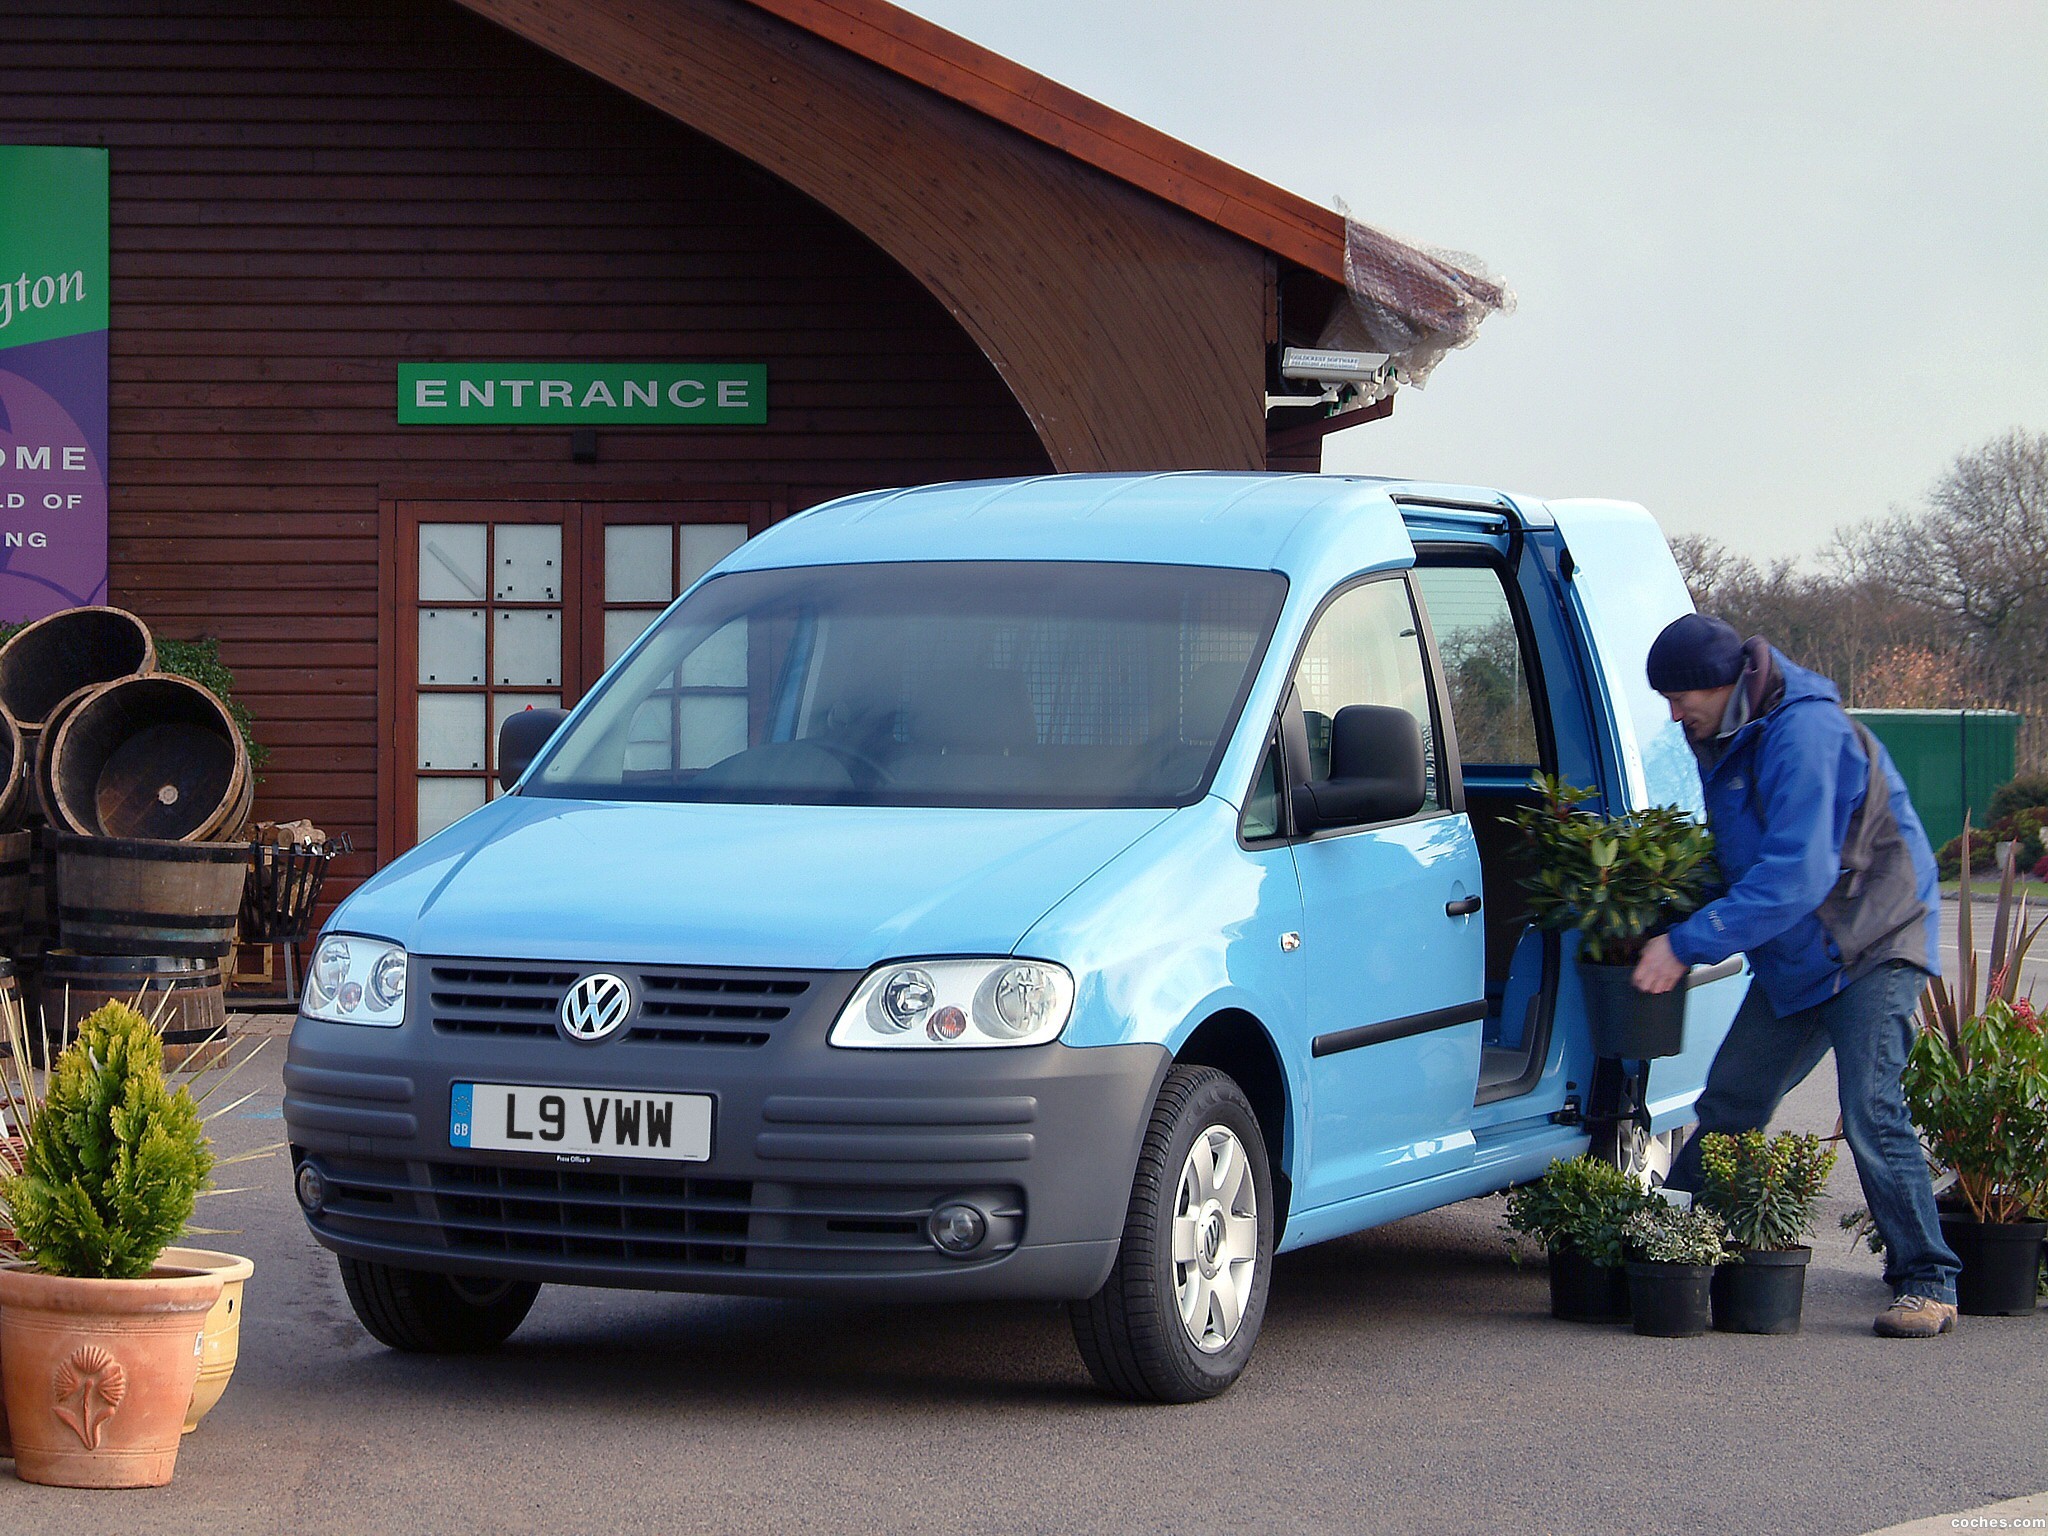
393;499;769;853
412;510;572;840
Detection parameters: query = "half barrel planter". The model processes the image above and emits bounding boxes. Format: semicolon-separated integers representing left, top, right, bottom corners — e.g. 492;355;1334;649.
35;952;230;1069
48;673;250;843
0;701;26;831
54;834;248;961
0;1264;222;1488
0;605;154;736
0;827;31;956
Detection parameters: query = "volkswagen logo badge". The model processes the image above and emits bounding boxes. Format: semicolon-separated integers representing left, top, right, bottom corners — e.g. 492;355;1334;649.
559;973;633;1042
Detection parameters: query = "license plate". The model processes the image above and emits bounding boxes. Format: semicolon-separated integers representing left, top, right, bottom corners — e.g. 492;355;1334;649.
450;1083;712;1162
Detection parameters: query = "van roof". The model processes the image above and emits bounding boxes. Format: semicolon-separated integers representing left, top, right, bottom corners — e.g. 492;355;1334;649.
723;472;1522;578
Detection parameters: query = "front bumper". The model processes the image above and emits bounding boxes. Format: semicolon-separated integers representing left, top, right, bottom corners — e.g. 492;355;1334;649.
284;957;1168;1300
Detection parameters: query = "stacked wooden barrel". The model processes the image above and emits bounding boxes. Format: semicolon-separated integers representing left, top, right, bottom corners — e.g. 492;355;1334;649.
0;607;245;1061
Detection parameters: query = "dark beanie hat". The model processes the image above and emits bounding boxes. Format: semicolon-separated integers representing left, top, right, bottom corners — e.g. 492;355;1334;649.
1646;613;1746;692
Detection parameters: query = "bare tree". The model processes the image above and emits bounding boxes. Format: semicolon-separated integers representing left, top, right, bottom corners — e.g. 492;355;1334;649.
1671;533;1940;708
1848;428;2048;702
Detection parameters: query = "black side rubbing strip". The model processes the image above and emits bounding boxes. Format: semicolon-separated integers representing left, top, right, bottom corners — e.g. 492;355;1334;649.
1312;1000;1488;1059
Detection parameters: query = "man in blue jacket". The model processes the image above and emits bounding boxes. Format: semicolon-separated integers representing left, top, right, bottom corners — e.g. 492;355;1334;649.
1630;614;1961;1337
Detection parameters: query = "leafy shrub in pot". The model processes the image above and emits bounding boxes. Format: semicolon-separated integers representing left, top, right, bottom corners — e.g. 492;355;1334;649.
1903;833;2048;1314
1504;1155;1652;1322
1511;775;1717;966
1512;776;1716;1058
1621;1200;1725;1338
1696;1130;1837;1334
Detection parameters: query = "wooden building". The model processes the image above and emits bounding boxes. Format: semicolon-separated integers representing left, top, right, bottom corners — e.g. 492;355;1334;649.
2;0;1496;900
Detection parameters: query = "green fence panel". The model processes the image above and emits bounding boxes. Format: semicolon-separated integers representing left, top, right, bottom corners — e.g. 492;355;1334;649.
1848;709;2021;851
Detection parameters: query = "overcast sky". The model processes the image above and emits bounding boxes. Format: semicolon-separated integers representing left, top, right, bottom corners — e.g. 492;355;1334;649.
898;2;2048;562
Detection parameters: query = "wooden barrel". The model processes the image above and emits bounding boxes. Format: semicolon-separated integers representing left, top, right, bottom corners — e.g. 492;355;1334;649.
30;682;108;828
0;702;24;832
53;834;248;959
16;825;59;967
35;952;230;1069
0;828;30;956
0;606;154;730
48;674;250;843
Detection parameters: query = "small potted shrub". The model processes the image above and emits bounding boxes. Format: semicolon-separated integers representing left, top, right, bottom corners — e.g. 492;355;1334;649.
1512;775;1717;1058
0;1001;221;1487
1621;1199;1726;1337
1504;1155;1652;1322
1695;1130;1838;1333
1904;833;2048;1316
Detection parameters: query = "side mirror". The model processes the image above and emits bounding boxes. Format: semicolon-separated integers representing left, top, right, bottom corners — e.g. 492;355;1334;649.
1290;704;1425;833
497;707;570;791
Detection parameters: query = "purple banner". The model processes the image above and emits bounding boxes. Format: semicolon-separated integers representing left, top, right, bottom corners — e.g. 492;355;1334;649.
0;329;110;617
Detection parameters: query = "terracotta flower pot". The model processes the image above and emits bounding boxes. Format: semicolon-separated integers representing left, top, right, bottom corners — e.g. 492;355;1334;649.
0;1262;222;1487
159;1247;254;1433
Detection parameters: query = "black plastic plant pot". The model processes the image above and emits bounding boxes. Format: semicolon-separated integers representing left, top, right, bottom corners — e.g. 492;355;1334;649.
1624;1261;1715;1337
1710;1246;1810;1334
1548;1245;1630;1323
1942;1214;2046;1316
1578;959;1687;1058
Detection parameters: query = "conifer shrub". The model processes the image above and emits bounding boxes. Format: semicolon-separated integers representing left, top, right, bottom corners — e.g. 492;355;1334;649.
3;1002;213;1279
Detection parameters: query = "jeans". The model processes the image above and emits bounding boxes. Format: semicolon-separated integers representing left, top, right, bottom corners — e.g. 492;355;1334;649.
1664;959;1959;1304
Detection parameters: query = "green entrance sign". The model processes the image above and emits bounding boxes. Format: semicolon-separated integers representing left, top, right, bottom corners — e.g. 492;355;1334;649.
398;363;766;425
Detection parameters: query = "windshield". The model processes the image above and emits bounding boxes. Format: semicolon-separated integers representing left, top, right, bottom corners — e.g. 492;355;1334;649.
527;561;1286;809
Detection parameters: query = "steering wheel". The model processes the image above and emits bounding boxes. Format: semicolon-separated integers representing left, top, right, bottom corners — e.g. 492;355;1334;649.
804;738;893;788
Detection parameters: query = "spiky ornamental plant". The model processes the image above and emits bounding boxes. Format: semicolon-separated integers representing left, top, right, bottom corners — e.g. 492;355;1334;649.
3;1002;213;1279
1695;1130;1838;1251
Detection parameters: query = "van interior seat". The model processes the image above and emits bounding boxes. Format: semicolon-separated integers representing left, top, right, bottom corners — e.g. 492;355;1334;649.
889;666;1044;791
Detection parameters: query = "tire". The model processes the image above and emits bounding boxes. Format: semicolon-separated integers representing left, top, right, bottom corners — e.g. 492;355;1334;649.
1592;1115;1683;1189
1068;1065;1274;1403
338;1256;540;1353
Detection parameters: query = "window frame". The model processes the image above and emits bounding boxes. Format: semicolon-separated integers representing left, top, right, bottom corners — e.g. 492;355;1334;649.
1239;568;1464;846
380;493;776;860
1408;543;1559;782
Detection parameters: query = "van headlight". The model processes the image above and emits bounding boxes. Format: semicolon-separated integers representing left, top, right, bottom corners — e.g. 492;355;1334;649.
301;935;409;1027
829;959;1075;1049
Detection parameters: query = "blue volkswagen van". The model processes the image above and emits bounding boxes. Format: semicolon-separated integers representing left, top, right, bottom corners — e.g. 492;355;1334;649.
284;473;1749;1400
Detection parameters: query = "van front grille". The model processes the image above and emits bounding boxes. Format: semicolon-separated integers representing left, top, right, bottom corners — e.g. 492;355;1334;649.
424;960;815;1047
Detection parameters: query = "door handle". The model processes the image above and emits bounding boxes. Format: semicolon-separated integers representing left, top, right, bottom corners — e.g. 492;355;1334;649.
1445;895;1482;917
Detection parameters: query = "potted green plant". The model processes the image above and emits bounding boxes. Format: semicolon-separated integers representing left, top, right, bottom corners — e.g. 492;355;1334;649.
1504;1155;1652;1322
1621;1199;1726;1337
1695;1130;1838;1333
1904;832;2048;1316
1512;775;1717;1058
0;1001;221;1487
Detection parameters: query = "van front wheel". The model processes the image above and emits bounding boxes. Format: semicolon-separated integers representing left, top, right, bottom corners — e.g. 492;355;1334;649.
1069;1065;1273;1402
338;1256;540;1353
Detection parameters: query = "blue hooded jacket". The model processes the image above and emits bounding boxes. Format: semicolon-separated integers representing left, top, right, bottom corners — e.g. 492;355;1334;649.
1664;646;1941;1015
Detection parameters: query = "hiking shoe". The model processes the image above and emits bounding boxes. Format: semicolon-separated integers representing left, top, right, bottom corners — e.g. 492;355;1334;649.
1873;1294;1957;1337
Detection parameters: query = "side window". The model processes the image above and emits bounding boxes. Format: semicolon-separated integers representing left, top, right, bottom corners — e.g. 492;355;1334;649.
1241;734;1284;840
1292;578;1440;812
1410;565;1542;768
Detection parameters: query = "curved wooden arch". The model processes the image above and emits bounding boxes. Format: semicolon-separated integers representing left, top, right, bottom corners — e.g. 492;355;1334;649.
456;0;1273;472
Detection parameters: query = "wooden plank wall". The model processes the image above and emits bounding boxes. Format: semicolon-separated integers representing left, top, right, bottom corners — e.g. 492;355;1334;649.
1;0;1053;900
463;0;1278;475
